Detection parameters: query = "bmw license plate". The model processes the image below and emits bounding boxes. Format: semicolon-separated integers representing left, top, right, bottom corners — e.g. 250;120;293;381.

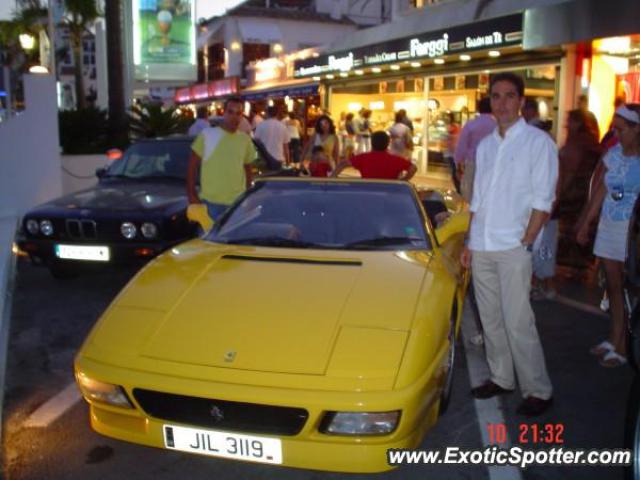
163;424;282;464
54;244;110;262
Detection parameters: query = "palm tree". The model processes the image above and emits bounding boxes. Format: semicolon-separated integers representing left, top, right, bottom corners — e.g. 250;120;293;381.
62;0;99;109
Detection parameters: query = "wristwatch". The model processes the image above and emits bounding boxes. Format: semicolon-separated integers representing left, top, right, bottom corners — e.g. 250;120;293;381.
522;242;533;252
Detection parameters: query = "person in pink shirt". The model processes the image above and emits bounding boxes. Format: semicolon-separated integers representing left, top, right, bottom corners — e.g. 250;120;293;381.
454;97;496;202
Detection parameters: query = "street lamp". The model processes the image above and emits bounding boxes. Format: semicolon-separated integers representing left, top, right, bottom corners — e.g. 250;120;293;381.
19;33;36;51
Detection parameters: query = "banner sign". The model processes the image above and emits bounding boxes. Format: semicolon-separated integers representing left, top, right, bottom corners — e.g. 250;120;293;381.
131;0;197;81
294;14;523;78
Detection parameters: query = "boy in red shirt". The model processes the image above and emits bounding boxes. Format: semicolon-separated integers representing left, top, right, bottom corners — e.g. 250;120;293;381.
332;131;417;180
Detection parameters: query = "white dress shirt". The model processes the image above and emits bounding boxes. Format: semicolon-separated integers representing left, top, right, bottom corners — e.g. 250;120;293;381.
469;117;558;252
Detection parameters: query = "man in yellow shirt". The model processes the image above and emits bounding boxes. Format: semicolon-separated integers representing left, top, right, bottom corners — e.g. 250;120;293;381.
187;97;256;221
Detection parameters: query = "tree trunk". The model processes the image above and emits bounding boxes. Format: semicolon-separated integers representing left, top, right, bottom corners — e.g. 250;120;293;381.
105;0;128;147
72;36;85;109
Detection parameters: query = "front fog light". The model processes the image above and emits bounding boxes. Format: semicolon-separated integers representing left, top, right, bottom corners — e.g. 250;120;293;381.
40;220;53;236
26;219;39;234
321;411;400;435
141;222;158;239
121;222;137;239
75;372;133;408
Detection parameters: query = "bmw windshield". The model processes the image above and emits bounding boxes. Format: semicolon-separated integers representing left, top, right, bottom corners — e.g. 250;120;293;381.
206;180;431;251
105;140;191;180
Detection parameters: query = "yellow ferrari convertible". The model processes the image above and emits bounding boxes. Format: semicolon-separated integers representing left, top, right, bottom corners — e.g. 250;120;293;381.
75;178;469;473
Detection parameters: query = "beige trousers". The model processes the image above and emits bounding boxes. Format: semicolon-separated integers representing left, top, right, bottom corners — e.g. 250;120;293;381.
471;247;553;399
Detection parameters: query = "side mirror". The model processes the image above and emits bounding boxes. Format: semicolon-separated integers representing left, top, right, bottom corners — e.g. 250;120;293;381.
187;203;214;233
435;211;470;245
95;167;107;178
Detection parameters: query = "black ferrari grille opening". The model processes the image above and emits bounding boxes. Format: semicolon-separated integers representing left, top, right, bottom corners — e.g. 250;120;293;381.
133;389;308;436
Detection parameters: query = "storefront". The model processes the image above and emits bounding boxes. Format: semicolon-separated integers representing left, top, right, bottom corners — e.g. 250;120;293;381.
243;53;322;139
295;0;640;173
294;13;560;173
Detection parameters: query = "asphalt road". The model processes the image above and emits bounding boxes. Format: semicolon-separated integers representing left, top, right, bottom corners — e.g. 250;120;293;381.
1;259;633;479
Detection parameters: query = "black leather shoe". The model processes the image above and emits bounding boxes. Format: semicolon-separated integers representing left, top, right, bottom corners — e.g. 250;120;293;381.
516;396;553;417
471;380;515;399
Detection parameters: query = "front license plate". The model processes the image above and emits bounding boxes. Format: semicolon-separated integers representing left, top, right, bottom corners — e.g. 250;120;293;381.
55;244;110;262
163;424;282;464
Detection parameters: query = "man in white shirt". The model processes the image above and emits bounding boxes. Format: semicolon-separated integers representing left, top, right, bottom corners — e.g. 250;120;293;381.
254;106;291;166
461;72;558;417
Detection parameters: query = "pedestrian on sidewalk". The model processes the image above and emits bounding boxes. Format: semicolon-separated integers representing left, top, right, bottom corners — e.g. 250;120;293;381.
187;97;256;222
254;106;291;168
461;72;558;417
454;97;495;203
301;115;340;170
576;104;640;368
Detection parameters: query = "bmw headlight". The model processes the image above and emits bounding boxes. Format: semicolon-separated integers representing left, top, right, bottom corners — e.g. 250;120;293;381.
75;372;133;409
26;219;39;235
121;222;137;239
141;222;158;239
320;411;400;435
40;220;54;236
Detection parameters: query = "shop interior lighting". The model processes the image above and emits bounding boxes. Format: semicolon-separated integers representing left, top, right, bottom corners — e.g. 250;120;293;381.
230;41;241;51
273;43;283;53
326;74;335;79
410;62;421;68
348;102;363;111
312;76;321;81
371;67;382;73
460;54;471;61
29;65;49;74
597;36;631;55
339;72;348;77
488;50;501;57
355;69;364;75
369;101;385;110
390;65;401;70
434;58;445;64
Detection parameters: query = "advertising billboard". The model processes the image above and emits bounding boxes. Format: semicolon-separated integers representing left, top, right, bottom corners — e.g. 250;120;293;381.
131;0;197;81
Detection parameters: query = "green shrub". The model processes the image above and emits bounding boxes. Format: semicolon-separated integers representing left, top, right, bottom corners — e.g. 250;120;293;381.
58;107;109;154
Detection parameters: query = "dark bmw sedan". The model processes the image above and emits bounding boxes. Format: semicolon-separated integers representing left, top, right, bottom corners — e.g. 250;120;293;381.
17;137;198;277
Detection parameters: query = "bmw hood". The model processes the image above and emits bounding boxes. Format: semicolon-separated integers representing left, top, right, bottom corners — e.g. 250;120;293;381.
83;241;431;377
36;181;186;213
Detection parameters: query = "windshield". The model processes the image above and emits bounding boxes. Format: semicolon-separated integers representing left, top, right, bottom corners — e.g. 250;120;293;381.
206;181;430;251
106;140;191;180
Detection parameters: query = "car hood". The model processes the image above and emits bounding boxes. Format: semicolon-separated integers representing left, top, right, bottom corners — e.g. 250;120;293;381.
37;180;186;212
83;241;432;378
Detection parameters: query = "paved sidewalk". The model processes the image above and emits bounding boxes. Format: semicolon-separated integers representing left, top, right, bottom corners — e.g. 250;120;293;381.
0;214;18;442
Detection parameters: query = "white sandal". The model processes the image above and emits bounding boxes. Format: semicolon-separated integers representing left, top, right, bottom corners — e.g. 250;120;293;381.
599;350;627;368
589;340;614;356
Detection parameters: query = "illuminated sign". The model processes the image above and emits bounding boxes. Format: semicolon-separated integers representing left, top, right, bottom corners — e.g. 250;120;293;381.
174;77;239;103
131;0;197;82
294;14;522;78
409;34;449;58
